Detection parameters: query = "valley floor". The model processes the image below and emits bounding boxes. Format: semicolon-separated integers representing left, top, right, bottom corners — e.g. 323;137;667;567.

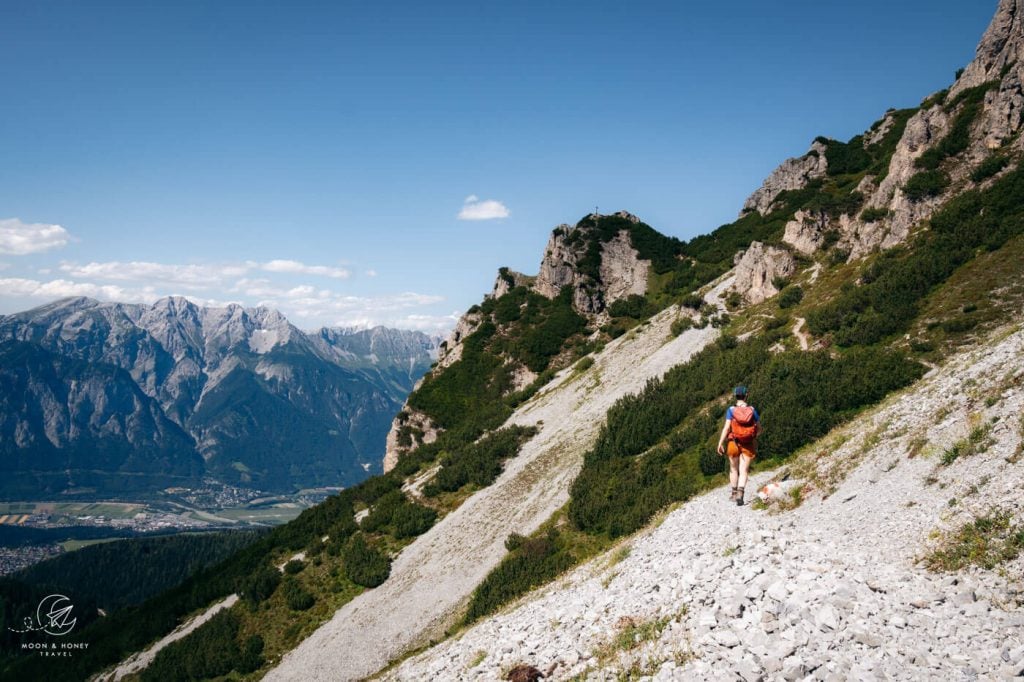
386;323;1024;681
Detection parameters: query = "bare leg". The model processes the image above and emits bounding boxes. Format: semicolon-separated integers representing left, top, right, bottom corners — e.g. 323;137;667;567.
729;455;739;489
738;454;753;490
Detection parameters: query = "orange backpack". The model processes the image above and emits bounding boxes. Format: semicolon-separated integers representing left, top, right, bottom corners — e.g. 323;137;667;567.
730;405;758;444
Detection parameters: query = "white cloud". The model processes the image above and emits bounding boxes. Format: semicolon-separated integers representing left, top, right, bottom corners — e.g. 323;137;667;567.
57;258;351;289
259;259;350;279
0;218;71;255
457;196;510;221
365;269;378;278
60;261;247;288
0;277;158;303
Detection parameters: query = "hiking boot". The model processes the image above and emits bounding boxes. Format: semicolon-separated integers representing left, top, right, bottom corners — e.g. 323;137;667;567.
735;487;745;506
728;487;738;502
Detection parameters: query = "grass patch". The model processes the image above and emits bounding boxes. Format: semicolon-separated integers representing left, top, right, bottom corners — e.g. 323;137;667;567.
940;422;994;466
923;510;1024;571
593;613;679;667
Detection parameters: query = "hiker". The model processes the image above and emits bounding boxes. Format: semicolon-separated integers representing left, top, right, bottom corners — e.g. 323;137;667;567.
716;385;761;505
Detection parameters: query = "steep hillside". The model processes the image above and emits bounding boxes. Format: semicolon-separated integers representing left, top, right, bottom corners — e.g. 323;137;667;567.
388;320;1024;681
0;298;438;495
8;2;1024;681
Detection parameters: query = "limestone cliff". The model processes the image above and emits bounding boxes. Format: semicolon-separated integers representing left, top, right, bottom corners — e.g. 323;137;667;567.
731;242;796;304
741;141;829;217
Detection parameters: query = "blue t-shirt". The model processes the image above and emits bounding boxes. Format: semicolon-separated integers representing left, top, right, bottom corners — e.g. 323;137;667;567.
726;404;760;422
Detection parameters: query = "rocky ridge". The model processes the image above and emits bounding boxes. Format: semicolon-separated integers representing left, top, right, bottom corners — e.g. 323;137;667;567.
386;320;1024;681
731;0;1024;279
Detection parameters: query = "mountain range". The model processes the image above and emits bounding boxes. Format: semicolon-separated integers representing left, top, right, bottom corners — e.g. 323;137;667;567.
0;297;439;497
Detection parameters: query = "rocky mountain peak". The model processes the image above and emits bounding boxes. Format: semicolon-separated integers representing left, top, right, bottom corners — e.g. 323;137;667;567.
951;0;1023;96
741;140;829;217
533;212;651;314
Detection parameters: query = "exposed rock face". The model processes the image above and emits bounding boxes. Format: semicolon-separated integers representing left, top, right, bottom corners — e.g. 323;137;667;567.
951;0;1023;96
742;141;828;216
533;225;598;311
598;231;651;305
782;210;828;256
383;408;439;473
435;311;483;371
732;242;796;304
743;1;1024;265
534;215;651;313
491;269;535;299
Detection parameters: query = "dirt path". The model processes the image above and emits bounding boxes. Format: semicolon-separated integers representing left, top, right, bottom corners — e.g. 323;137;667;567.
94;594;239;681
793;317;810;350
265;280;734;681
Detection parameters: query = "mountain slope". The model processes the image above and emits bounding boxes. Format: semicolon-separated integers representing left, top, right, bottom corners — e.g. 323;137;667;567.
0;340;202;497
0;298;438;495
267;279;729;681
388;320;1024;680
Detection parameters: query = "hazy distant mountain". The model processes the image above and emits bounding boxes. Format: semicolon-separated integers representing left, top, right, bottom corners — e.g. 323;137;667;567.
0;297;439;497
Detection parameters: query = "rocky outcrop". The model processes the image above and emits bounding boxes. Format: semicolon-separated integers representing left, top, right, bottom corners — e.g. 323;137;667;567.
951;0;1023;97
741;141;828;216
491;269;535;299
533;225;599;312
732;242;796;304
534;213;651;313
782;210;828;256
435;311;483;371
383;408;439;473
598;231;650;305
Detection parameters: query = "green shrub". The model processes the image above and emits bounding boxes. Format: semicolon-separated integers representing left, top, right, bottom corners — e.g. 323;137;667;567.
463;530;574;623
778;286;804;309
141;610;249;681
343;534;391;588
824;136;872;176
860;207;891;223
971;155;1010;182
281;576;314;611
283;559;304;575
670;317;694;336
903;170;950;201
423;426;536;496
608;294;654;319
681;294;704;310
241;563;281;606
828;248;850;266
764;315;789;331
359;490;437;539
574;356;595;372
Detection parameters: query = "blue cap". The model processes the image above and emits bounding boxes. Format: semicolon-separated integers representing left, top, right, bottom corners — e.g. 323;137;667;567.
734;385;748;397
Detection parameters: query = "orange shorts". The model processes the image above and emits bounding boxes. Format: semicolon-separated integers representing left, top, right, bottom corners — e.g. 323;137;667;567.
726;440;756;459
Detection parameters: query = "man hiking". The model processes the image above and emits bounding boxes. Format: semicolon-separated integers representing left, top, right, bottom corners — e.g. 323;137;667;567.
716;385;761;506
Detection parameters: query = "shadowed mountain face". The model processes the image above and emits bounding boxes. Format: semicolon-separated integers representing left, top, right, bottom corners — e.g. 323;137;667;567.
0;297;439;497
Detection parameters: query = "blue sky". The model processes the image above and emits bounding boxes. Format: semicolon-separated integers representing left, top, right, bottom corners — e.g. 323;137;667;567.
0;0;997;331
